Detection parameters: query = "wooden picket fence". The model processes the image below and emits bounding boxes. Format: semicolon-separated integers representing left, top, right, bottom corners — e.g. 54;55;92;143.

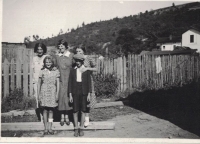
2;47;34;97
94;54;200;93
2;47;200;97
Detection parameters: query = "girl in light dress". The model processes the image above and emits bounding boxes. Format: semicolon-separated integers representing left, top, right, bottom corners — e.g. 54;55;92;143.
37;56;60;135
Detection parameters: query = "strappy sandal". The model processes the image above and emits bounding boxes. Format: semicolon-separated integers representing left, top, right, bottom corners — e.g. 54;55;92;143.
74;128;79;137
60;118;65;126
43;130;48;135
48;129;54;135
65;117;70;126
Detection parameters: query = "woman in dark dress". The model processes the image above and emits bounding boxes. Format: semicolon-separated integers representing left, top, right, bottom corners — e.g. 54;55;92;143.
55;39;73;126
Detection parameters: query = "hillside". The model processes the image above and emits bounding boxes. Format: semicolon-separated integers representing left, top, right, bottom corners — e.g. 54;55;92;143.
27;2;200;56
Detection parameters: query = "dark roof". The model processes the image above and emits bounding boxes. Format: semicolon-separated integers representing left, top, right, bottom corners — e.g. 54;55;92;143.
156;36;181;43
2;42;25;45
140;49;197;56
190;24;200;32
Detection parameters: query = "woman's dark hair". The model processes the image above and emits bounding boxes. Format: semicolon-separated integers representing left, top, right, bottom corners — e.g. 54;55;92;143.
34;43;47;54
75;46;86;54
57;39;68;49
42;56;55;71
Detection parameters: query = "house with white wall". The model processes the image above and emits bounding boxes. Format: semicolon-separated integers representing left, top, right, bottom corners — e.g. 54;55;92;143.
182;28;200;53
156;35;182;51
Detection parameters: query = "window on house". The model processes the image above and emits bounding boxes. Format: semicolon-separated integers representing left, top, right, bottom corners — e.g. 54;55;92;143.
190;35;194;43
163;46;165;50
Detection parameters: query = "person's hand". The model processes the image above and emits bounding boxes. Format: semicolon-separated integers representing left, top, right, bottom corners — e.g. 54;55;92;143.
69;93;73;103
87;93;91;102
52;67;57;71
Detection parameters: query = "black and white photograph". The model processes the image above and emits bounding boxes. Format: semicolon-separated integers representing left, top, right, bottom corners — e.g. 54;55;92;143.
1;0;200;143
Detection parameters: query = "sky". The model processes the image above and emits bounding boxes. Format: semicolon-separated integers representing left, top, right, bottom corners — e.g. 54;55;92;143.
2;0;195;43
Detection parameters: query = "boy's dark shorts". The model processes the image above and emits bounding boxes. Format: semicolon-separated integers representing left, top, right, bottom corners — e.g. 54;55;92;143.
73;94;89;113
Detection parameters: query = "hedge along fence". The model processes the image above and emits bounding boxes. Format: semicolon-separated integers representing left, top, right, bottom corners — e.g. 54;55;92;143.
2;46;200;97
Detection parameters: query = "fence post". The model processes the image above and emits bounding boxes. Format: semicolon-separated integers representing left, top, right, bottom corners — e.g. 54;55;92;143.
29;49;34;96
123;56;126;92
3;58;9;97
10;58;15;91
23;49;28;96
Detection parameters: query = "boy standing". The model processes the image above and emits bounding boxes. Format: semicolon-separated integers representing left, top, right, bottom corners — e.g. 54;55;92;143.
69;54;91;137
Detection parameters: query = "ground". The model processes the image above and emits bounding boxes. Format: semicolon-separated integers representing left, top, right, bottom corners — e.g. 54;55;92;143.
1;106;199;138
2;80;200;139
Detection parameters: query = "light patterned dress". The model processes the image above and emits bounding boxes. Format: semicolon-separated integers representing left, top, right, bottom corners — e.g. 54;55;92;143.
39;69;60;107
84;56;97;108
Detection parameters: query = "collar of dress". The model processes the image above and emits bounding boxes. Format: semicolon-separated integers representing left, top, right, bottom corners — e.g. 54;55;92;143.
57;51;70;57
44;68;51;73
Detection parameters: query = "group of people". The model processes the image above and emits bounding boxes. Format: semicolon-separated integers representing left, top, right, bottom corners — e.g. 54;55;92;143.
32;39;97;137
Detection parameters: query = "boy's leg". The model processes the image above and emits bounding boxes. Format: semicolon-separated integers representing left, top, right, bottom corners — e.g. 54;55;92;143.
73;111;79;137
43;109;48;133
79;111;85;136
48;109;54;134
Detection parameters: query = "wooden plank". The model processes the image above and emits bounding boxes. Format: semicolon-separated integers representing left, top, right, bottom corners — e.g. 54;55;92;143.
129;55;132;93
120;57;124;91
29;49;33;96
123;56;126;91
16;49;22;88
3;58;9;97
23;49;29;96
1;121;115;131
10;58;15;91
94;101;124;108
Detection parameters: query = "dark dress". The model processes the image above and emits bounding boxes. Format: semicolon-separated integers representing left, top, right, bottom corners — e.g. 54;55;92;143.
55;53;73;111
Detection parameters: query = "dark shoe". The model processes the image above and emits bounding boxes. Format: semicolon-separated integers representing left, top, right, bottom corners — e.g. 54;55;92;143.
60;118;64;126
48;130;54;135
79;129;84;137
74;129;79;137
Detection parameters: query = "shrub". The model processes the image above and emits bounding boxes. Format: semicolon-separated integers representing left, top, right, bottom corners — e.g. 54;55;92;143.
94;73;120;99
1;88;37;113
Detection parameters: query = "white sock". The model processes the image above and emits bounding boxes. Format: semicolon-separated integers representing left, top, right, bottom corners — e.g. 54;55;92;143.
85;116;89;122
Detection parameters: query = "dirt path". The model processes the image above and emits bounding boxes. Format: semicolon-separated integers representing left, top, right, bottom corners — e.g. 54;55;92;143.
22;111;199;138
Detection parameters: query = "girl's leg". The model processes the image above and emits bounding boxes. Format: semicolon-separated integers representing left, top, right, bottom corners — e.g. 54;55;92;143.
60;111;65;126
73;111;79;137
43;109;48;134
84;109;90;127
48;110;54;134
64;111;70;125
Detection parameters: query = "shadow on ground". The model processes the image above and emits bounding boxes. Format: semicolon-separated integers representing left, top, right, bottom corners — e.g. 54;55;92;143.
118;80;200;136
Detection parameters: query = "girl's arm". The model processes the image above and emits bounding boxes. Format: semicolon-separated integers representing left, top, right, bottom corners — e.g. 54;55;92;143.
37;78;42;103
56;77;60;101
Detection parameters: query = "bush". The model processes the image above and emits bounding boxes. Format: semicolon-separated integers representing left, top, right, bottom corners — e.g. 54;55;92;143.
94;73;120;99
1;88;37;113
